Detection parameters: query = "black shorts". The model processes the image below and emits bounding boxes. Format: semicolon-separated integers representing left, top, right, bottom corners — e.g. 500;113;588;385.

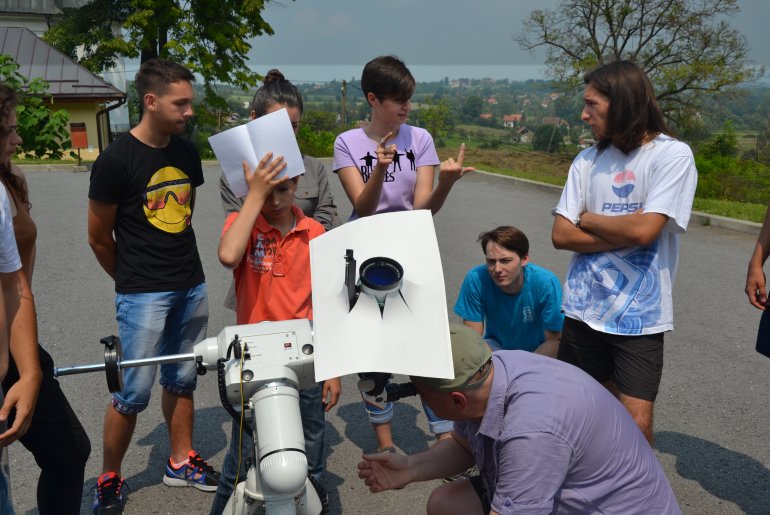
469;475;491;513
558;317;664;401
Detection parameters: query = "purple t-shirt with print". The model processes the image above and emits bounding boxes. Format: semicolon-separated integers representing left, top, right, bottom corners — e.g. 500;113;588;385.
332;125;439;220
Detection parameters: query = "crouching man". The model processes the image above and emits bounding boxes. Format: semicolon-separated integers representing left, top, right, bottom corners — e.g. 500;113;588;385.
357;324;680;514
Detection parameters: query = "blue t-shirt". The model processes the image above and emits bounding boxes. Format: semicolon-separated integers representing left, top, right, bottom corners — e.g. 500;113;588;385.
454;263;563;351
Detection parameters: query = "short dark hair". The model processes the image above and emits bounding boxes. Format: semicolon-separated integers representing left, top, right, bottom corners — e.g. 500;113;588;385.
361;55;415;104
478;226;529;259
584;60;673;154
251;69;303;117
134;59;195;100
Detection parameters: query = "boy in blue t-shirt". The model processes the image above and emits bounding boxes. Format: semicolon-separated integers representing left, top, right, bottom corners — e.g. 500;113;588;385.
454;226;563;356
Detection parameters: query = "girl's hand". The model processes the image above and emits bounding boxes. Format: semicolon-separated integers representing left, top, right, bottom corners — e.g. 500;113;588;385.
243;152;288;200
439;143;475;184
376;131;396;170
322;377;342;411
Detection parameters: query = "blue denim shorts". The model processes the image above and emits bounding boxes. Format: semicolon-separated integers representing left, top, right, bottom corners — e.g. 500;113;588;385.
362;379;454;435
112;283;208;414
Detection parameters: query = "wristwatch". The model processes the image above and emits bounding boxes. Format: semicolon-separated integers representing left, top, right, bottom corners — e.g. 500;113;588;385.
575;214;581;229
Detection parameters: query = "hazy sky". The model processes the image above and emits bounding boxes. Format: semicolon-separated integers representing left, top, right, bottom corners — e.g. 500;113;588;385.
246;0;769;74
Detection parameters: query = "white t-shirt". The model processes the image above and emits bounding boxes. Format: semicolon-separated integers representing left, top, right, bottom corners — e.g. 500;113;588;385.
553;135;697;335
0;183;21;274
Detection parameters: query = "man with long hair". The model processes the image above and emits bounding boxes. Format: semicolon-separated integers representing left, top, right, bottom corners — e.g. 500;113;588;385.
551;61;698;444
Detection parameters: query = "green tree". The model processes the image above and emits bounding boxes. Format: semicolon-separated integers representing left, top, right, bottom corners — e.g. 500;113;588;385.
702;121;738;158
0;55;73;159
302;110;339;133
532;124;565;153
461;96;484;122
417;97;452;140
515;0;763;127
44;0;281;108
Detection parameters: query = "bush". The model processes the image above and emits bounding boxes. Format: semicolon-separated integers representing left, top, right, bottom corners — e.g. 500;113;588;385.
532;125;565;153
1;54;75;159
297;125;335;157
694;154;770;204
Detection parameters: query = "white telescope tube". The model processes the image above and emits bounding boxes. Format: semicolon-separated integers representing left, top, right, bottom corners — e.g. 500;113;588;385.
252;380;307;494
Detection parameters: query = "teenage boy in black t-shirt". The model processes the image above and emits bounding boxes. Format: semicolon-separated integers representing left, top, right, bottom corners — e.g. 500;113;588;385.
88;59;219;514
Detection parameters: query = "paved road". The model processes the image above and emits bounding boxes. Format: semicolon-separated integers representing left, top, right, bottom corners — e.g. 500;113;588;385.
8;164;770;514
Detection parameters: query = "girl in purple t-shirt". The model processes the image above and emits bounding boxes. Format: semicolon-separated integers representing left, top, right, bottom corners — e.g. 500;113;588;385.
332;56;474;454
332;55;473;221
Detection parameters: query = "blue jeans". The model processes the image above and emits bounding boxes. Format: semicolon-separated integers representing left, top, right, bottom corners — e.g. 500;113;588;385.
210;383;326;515
113;283;208;413
0;396;14;515
0;467;13;515
362;378;454;435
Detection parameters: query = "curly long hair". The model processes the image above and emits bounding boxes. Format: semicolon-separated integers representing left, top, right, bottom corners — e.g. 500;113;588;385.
0;83;25;204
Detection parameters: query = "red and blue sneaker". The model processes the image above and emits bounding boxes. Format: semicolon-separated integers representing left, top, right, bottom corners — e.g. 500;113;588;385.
93;472;129;515
162;450;221;492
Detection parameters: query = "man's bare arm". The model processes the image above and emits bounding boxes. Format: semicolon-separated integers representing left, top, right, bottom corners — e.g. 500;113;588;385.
551;214;618;253
358;432;475;492
87;199;118;279
578;210;668;248
746;204;770;309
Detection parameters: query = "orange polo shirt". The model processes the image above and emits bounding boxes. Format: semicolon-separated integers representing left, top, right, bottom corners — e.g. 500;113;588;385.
222;205;325;324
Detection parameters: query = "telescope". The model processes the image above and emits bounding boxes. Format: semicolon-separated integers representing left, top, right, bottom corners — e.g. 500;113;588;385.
55;319;418;515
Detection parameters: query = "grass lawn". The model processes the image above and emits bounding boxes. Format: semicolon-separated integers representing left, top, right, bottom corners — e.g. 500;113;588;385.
437;142;767;223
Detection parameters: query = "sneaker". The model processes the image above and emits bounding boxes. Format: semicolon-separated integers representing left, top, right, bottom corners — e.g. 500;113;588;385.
443;464;480;483
162;450;221;492
93;472;129;515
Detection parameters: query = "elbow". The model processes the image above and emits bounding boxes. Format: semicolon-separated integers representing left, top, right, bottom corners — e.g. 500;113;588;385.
218;254;237;269
551;231;569;250
354;204;374;218
551;218;573;250
218;248;240;269
629;230;658;247
87;235;106;253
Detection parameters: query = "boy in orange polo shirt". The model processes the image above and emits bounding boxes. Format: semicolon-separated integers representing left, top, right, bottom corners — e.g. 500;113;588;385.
215;153;341;511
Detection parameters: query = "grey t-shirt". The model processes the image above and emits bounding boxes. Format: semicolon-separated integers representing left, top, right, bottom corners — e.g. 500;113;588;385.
455;351;680;514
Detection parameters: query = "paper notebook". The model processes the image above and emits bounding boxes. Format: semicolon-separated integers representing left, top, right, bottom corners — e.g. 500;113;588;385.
208;108;304;198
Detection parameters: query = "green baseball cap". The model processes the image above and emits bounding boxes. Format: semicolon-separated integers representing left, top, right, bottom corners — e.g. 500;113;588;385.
412;324;493;392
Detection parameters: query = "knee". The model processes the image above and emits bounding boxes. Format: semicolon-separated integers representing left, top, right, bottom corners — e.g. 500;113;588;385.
426;486;454;515
64;429;92;467
363;399;393;424
34;428;90;472
427;480;483;515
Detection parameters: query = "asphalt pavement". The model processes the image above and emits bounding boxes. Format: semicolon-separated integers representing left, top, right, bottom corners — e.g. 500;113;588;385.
8;163;770;514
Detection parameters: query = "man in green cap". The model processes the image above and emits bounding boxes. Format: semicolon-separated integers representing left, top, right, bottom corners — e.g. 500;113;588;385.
357;324;680;515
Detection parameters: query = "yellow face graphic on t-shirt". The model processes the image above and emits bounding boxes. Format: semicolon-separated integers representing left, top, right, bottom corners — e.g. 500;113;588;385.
142;167;192;234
